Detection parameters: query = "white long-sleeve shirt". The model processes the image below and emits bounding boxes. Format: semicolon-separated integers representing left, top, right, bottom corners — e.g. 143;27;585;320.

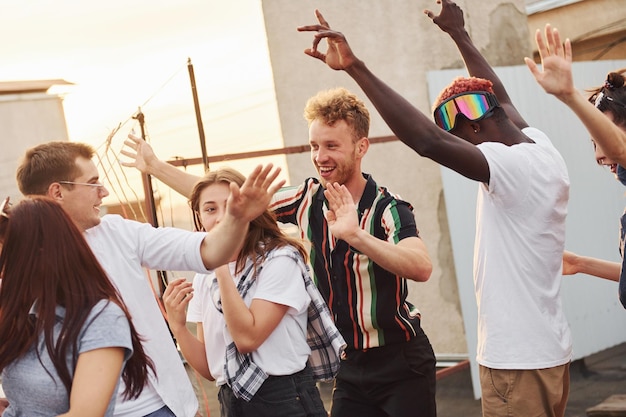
85;215;205;417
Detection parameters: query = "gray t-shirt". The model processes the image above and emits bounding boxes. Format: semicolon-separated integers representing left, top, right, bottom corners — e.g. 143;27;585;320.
1;300;133;417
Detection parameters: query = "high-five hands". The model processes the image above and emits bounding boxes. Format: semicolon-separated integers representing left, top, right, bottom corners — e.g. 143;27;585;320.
227;164;284;223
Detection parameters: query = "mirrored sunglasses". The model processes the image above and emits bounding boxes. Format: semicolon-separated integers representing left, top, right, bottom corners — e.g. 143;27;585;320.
433;91;500;132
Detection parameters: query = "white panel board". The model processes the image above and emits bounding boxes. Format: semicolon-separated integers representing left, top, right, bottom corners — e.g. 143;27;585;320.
427;60;626;398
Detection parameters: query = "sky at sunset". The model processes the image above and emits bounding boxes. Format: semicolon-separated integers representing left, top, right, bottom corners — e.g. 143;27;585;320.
0;0;288;219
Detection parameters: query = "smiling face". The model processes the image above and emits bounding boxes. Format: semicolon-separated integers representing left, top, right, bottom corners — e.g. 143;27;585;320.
197;182;241;263
56;157;109;231
309;119;366;188
592;111;621;177
593;139;618;175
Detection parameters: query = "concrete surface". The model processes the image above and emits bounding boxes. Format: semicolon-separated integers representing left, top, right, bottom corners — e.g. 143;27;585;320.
188;342;626;416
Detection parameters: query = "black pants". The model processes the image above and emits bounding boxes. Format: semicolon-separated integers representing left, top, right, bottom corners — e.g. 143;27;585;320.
218;364;327;417
330;332;437;417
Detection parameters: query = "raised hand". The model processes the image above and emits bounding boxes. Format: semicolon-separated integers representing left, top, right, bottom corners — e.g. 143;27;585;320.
424;0;465;34
297;9;359;71
323;182;359;242
227;164;285;222
162;278;194;335
120;132;159;175
524;24;575;99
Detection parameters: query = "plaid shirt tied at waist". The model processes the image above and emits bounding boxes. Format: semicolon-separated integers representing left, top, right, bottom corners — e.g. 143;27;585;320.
210;248;346;401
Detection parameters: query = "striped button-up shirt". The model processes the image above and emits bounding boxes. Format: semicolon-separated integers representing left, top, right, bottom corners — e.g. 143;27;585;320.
270;174;424;350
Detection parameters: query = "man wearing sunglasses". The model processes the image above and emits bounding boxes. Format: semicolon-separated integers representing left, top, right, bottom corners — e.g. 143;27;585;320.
298;1;572;417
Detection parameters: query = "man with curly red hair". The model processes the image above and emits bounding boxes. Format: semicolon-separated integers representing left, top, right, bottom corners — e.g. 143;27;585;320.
298;1;573;416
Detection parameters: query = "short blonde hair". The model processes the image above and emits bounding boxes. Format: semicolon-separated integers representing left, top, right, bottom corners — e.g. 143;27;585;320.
304;87;370;140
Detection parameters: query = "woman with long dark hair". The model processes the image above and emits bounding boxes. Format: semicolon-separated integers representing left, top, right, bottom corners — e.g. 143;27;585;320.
0;196;154;417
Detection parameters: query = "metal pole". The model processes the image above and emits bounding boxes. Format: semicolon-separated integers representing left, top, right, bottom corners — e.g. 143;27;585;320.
133;108;168;295
187;57;209;172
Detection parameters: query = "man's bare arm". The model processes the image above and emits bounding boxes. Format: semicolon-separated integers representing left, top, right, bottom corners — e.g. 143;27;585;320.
121;133;200;198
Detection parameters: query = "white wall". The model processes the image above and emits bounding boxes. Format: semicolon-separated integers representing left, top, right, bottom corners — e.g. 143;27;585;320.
428;60;626;398
0;93;69;200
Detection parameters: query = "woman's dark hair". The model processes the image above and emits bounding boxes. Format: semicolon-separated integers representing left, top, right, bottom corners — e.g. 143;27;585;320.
0;196;154;399
0;197;10;247
587;69;626;128
188;167;308;274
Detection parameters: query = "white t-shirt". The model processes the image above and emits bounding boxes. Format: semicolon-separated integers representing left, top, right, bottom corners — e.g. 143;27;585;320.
187;246;311;382
474;127;572;369
85;215;204;417
187;271;227;386
2;301;132;417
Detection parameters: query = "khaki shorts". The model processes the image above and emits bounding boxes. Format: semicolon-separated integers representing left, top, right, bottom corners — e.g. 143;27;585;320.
479;362;570;417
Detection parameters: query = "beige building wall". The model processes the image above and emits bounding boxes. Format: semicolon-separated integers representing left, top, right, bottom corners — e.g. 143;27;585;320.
0;90;69;201
527;0;626;62
261;0;529;355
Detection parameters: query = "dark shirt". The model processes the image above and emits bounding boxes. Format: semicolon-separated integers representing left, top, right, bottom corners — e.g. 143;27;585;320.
270;174;424;350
